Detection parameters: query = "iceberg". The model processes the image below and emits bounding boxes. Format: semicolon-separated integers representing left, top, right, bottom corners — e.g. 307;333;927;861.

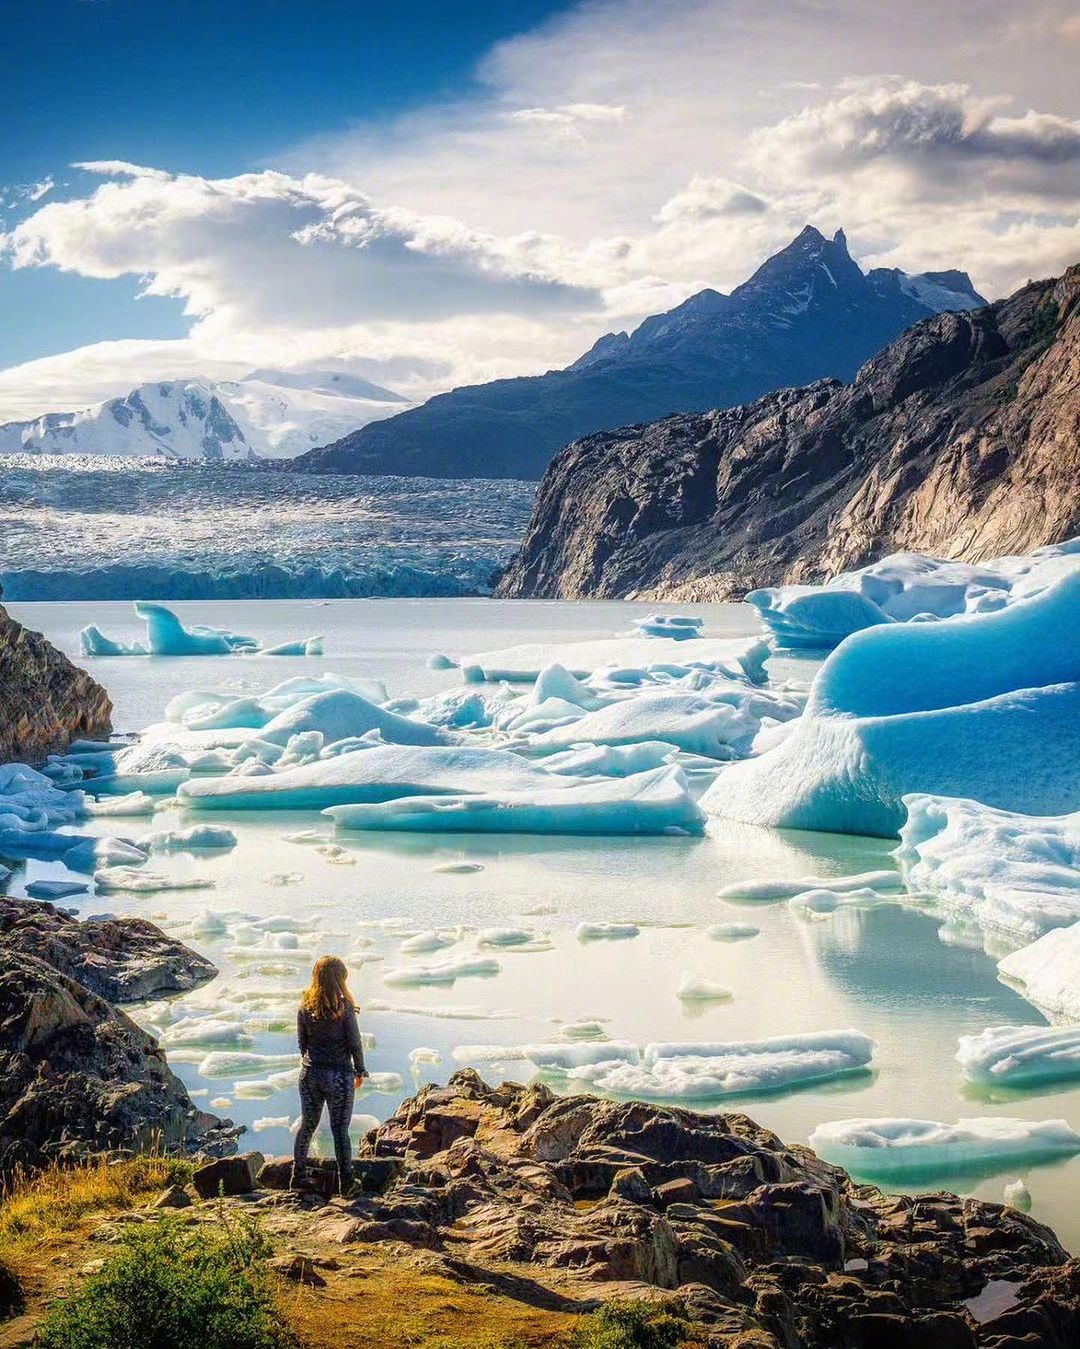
180;744;555;812
524;691;762;760
998;925;1080;1023
382;955;501;987
631;614;704;640
79;600;321;658
898;795;1080;945
809;1116;1080;1179
716;870;903;902
256;689;447;748
141;825;238;852
327;766;704;837
458;634;769;685
706;923;760;941
749;540;1080;649
675;975;732;1002
957;1025;1080;1088
703;572;1080;837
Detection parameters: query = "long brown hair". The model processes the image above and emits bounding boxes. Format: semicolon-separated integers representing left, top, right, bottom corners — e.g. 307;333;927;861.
300;956;357;1020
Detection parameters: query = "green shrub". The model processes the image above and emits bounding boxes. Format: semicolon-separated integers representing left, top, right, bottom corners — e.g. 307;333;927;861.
34;1210;295;1349
571;1299;693;1349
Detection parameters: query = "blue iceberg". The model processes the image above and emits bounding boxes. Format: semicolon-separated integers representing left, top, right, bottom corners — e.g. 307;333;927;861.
79;601;321;658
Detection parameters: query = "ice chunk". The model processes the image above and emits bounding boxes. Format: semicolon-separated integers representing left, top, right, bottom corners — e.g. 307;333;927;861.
809;1116;1080;1178
95;868;214;893
326;766;705;837
706;923;760;941
252;1116;291;1131
898;795;1080;945
525;692;760;760
80;602;324;659
632;614;705;640
538;1031;874;1100
998;924;1080;1022
788;887;895;918
83;791;156;817
261;637;324;657
399;930;459;954
461;634;769;685
749;543;1080;650
382;956;501;987
62;837;149;873
704;574;1080;837
409;1047;441;1066
576;922;640;941
162;1017;253;1048
676;975;732;1002
539;742;678;777
716;870;902;902
1003;1179;1032;1211
198;1051;302;1078
25;879;89;900
79;625;147;657
432;861;483;874
956;1024;1080;1088
452;1041;639;1070
478;927;544;948
141;825;238;852
180;744;552;812
257;689;447;749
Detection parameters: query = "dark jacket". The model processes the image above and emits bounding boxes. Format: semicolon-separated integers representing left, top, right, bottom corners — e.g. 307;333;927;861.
297;1003;366;1075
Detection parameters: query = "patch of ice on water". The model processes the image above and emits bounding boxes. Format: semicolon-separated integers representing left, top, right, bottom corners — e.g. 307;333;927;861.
999;924;1080;1022
576;922;640;941
956;1024;1080;1088
432;861;484;874
141;824;237;852
716;871;903;902
676;975;732;1002
1003;1179;1032;1211
382;956;501;987
809;1115;1080;1178
706;923;760;941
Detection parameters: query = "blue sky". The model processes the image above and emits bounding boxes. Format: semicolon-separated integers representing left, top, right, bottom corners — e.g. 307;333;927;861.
2;0;1079;419
1;0;574;368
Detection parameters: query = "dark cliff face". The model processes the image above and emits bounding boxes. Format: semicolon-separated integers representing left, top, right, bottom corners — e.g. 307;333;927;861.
496;267;1080;600
294;227;983;481
0;596;112;762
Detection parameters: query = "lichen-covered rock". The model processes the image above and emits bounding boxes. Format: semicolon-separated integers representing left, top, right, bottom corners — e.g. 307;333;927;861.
0;595;112;762
0;897;217;1002
497;267;1080;600
0;950;235;1170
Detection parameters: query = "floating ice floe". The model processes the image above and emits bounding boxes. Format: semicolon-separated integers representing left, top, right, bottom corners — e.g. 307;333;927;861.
748;540;1080;650
432;861;484;874
576;922;640;941
456;634;769;685
706;923;761;941
703;572;1080;837
716;870;903;902
523;691;764;760
632;614;704;640
809;1115;1080;1178
452;1030;874;1101
25;879;89;900
79;601;321;658
255;689;447;748
956;1024;1080;1088
83;791;156;817
788;887;897;919
675;975;732;1002
998;925;1080;1023
95;868;215;894
538;742;678;778
179;744;555;812
1003;1178;1032;1211
326;765;704;837
140;824;238;852
382;955;501;987
898;795;1080;946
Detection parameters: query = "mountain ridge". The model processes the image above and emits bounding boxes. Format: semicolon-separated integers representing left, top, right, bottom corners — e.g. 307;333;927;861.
293;226;985;480
495;264;1080;600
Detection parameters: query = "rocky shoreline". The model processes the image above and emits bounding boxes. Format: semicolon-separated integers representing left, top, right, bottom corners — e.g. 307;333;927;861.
0;898;236;1170
0;594;112;763
147;1071;1080;1347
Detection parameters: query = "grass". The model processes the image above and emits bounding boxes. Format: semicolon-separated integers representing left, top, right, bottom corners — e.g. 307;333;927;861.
570;1301;696;1349
0;1154;191;1256
34;1210;296;1349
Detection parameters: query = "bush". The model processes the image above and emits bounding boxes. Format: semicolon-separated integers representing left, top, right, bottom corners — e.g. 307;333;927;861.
34;1210;295;1349
571;1299;693;1349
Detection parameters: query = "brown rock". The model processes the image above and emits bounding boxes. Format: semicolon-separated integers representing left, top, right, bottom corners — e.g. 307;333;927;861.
192;1152;264;1199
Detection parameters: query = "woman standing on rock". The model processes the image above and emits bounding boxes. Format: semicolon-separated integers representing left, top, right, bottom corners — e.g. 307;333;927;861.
292;956;367;1195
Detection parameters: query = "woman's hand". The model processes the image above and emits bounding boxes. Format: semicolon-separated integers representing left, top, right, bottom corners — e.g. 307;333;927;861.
355;1072;368;1088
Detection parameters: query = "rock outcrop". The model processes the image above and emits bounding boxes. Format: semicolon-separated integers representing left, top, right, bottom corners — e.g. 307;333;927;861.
0;905;232;1170
244;1072;1080;1347
0;897;217;1003
296;227;983;481
497;265;1080;600
0;594;112;762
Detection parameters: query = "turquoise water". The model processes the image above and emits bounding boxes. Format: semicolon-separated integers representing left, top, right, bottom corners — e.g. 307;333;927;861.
7;597;1079;1250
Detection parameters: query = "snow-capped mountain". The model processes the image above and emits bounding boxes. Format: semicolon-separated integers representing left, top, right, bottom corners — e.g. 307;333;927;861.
297;227;986;480
0;368;409;460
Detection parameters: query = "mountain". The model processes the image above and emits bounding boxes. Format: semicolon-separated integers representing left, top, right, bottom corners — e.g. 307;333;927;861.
495;265;1080;600
0;368;409;461
294;227;985;481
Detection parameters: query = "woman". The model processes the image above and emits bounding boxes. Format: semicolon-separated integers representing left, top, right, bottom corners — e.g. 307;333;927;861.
292;955;367;1195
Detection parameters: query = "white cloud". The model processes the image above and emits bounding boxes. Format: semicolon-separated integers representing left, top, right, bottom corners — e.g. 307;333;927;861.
3;0;1080;416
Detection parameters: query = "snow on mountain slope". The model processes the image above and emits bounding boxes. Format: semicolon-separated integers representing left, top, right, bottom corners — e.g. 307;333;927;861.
0;369;409;461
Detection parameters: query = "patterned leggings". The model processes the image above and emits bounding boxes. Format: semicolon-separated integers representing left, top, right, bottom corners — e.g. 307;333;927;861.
292;1065;355;1193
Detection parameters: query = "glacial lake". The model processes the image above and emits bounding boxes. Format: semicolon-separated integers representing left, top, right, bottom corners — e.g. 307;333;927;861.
8;596;1080;1251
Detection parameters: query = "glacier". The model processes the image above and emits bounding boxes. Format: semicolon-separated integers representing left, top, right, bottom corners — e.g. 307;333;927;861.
703;571;1080;837
748;539;1080;650
809;1116;1080;1179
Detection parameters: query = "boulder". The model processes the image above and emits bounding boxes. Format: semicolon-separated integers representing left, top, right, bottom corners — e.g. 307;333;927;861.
192;1152;264;1199
0;950;235;1170
0;897;217;1003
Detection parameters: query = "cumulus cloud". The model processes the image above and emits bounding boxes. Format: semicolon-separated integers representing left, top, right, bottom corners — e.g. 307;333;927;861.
656;176;769;223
